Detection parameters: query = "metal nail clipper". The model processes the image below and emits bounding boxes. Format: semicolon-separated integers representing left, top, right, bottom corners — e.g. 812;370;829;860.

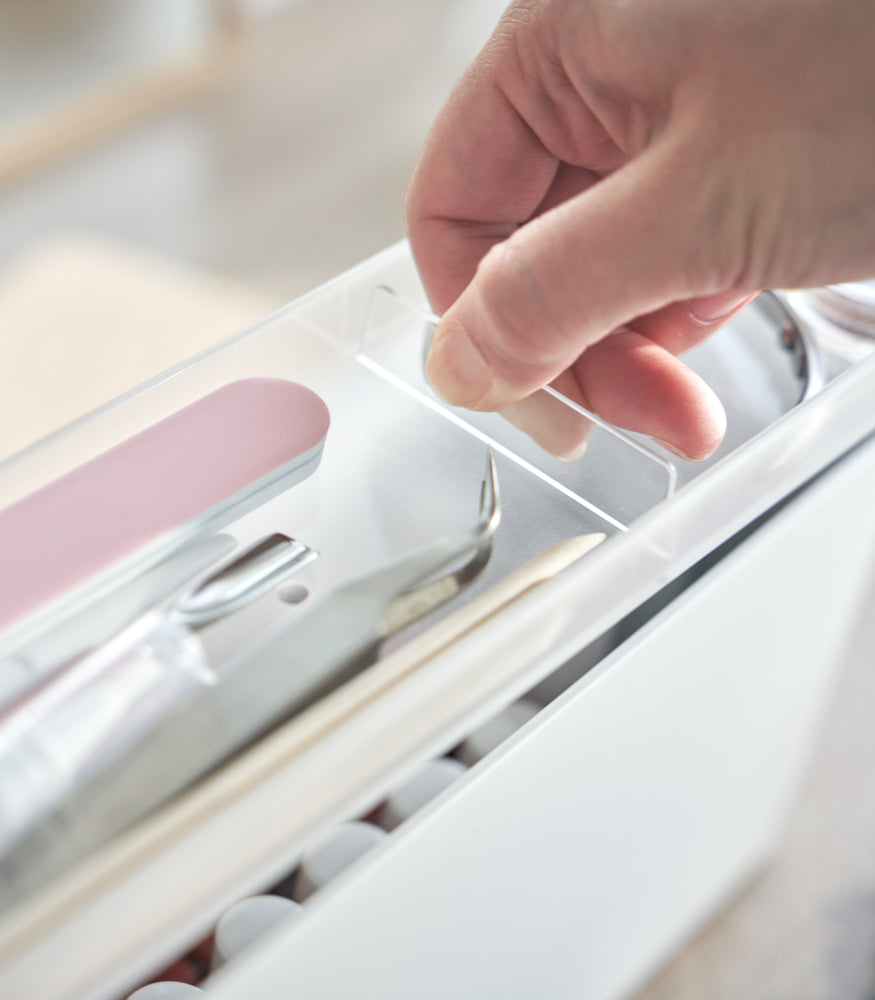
0;453;500;897
0;532;317;856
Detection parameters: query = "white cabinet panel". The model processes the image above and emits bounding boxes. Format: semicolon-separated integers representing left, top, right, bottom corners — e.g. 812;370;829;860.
211;434;875;1000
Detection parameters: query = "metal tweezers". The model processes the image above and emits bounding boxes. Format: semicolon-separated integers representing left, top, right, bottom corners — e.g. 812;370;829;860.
0;453;501;896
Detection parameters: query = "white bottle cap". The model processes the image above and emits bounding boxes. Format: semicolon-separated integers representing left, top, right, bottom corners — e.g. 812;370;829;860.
293;822;387;902
212;893;304;969
378;758;467;831
127;983;203;1000
456;698;540;765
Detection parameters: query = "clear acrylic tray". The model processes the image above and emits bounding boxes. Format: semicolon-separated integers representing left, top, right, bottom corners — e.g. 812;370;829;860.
1;241;874;1000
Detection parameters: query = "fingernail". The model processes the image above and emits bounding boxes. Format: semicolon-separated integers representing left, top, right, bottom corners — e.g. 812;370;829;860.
652;437;693;461
557;439;588;463
687;291;754;325
425;320;494;407
500;395;591;462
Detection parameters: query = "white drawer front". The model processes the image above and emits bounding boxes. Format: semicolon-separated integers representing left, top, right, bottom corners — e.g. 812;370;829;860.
209;434;875;1000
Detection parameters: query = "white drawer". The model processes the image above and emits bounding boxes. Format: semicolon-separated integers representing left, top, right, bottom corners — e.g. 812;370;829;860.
206;432;875;1000
0;243;873;999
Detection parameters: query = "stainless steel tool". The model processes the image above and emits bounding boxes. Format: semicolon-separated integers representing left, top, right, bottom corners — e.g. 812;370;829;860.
0;453;500;903
0;534;317;858
173;533;317;626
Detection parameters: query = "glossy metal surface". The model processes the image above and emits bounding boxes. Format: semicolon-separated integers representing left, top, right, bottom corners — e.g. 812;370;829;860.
173;534;317;627
0;454;500;903
756;291;825;404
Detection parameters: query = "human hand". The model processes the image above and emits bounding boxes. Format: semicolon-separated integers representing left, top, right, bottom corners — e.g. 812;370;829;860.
405;0;875;460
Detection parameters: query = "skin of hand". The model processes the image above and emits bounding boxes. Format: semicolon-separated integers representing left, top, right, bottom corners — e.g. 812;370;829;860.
405;0;875;460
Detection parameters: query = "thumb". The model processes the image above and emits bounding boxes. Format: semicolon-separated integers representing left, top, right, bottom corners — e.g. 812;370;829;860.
425;140;727;411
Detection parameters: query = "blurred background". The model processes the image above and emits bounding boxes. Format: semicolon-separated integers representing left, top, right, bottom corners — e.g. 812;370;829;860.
1;3;874;998
0;0;506;457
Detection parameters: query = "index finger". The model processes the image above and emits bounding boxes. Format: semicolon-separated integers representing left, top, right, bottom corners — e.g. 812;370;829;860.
404;15;623;312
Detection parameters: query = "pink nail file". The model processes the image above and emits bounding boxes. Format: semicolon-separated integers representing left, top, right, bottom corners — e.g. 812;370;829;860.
0;378;330;632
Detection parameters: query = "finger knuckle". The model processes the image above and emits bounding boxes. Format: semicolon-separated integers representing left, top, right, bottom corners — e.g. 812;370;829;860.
475;237;564;377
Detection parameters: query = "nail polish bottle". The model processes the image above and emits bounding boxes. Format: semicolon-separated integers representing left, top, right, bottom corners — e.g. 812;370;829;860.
126;982;203;999
212;894;304;969
293;822;387;902
456;698;540;765
378;758;467;831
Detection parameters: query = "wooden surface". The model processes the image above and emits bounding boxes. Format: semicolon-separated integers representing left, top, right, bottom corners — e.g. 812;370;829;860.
0;0;244;184
0;236;278;461
0;0;493;299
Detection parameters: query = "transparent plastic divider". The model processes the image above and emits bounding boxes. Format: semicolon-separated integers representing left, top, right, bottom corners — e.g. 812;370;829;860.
357;286;677;532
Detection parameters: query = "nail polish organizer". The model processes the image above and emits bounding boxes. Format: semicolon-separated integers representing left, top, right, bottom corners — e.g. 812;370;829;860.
0;242;874;1000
